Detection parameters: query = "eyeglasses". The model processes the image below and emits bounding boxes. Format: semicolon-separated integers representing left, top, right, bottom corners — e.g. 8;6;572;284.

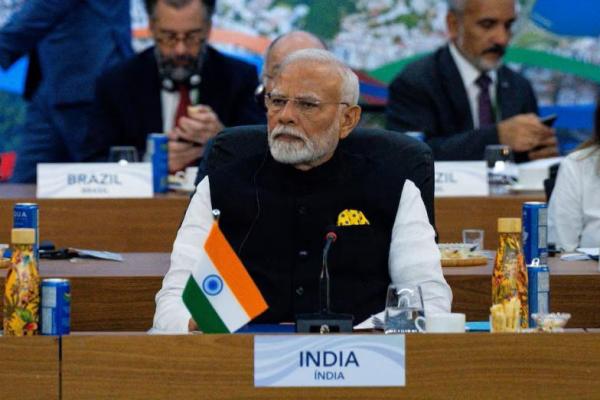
155;29;206;48
265;93;349;115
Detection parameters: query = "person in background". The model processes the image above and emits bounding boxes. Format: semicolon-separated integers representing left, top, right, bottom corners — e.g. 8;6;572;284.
256;30;326;103
82;0;264;172
386;0;558;162
548;102;600;251
0;0;133;182
153;49;451;332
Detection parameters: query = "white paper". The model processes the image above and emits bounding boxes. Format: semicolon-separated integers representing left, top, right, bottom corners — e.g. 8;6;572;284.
577;248;599;257
72;249;123;262
434;161;488;197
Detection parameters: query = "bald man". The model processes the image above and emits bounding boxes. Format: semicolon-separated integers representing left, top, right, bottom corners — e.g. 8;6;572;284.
261;31;326;94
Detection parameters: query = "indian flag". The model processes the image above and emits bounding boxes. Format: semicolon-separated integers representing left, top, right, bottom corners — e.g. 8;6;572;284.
182;219;268;333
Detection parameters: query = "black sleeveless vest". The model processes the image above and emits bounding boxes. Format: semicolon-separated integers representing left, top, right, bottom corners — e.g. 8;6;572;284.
209;149;407;323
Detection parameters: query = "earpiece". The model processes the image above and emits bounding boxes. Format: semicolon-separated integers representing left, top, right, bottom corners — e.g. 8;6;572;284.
160;73;202;92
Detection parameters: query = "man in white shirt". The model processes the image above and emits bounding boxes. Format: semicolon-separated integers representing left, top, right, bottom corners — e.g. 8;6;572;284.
386;0;558;162
153;49;452;333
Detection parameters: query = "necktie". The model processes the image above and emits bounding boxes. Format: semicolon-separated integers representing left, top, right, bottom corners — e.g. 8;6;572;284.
475;73;494;127
173;85;190;128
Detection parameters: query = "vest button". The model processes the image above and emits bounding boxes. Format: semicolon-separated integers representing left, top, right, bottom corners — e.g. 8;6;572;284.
295;286;304;296
298;250;309;260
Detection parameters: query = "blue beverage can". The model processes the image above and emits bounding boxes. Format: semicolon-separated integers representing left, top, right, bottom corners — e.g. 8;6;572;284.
527;259;550;327
13;203;39;261
522;202;548;265
41;278;71;335
147;133;168;193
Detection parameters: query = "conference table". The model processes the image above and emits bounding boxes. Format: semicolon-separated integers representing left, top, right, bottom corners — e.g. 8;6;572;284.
0;184;544;251
2;332;600;399
0;254;597;331
3;186;600;399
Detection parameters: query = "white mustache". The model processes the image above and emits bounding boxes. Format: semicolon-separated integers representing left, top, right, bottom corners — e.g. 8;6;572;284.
271;126;307;141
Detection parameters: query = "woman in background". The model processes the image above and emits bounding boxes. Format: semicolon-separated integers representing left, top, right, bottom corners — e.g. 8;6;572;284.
548;102;600;251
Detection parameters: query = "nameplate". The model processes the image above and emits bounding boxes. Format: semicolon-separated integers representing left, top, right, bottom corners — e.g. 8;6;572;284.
254;335;405;387
434;161;488;197
37;163;153;198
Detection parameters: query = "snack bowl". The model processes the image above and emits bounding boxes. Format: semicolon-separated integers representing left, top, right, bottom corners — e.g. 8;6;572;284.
531;313;571;332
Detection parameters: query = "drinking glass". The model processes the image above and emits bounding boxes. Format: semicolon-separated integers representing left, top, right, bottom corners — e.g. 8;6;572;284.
108;146;139;165
462;229;485;251
383;284;426;334
485;144;517;195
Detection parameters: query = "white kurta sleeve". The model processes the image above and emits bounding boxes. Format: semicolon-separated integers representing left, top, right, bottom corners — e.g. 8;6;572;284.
152;177;214;333
548;157;583;252
388;180;453;314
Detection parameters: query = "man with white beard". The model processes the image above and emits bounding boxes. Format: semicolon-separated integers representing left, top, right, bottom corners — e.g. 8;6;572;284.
153;49;452;332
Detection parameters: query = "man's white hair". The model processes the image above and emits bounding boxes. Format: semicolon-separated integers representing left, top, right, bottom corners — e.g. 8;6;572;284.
279;48;359;106
447;0;467;13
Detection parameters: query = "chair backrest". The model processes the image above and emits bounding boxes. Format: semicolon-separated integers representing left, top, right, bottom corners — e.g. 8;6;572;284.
198;125;436;228
544;162;561;201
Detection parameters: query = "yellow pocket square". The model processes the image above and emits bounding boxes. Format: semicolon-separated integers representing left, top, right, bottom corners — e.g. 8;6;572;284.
337;209;370;226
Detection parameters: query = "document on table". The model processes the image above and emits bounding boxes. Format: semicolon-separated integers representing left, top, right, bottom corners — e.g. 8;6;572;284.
560;248;599;261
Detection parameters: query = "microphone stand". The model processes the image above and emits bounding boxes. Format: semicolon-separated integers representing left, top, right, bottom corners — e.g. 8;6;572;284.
295;232;354;333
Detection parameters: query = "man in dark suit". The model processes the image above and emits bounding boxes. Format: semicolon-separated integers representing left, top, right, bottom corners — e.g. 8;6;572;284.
153;49;451;332
386;0;558;162
82;0;265;172
0;0;133;182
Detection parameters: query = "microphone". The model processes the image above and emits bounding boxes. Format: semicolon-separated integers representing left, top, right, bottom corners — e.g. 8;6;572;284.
320;231;337;313
295;229;353;334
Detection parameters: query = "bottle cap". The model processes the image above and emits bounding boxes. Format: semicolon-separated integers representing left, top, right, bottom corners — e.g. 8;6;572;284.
498;218;521;233
11;228;35;245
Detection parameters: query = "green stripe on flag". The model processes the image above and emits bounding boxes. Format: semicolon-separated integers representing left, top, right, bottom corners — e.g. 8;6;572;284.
182;276;230;334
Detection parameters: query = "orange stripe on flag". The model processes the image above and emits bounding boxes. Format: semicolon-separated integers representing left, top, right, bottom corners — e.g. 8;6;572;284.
204;222;268;319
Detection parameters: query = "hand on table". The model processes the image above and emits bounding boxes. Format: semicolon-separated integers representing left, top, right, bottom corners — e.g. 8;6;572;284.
166;136;203;173
498;113;556;153
528;135;559;160
168;105;224;172
175;105;224;145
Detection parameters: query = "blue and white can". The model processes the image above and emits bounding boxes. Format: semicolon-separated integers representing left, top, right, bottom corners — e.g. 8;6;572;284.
522;202;548;265
147;133;169;193
41;278;71;335
13;203;39;261
527;258;550;327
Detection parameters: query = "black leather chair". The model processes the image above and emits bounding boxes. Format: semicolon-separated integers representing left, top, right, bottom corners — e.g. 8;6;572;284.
196;125;436;228
543;162;561;201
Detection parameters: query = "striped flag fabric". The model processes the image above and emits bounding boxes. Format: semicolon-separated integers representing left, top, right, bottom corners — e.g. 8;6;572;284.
182;219;268;333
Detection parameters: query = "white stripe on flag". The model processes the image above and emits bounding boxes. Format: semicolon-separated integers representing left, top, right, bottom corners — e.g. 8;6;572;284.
191;249;250;332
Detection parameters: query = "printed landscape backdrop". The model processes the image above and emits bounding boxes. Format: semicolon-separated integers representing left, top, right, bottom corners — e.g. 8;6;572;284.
1;0;599;159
